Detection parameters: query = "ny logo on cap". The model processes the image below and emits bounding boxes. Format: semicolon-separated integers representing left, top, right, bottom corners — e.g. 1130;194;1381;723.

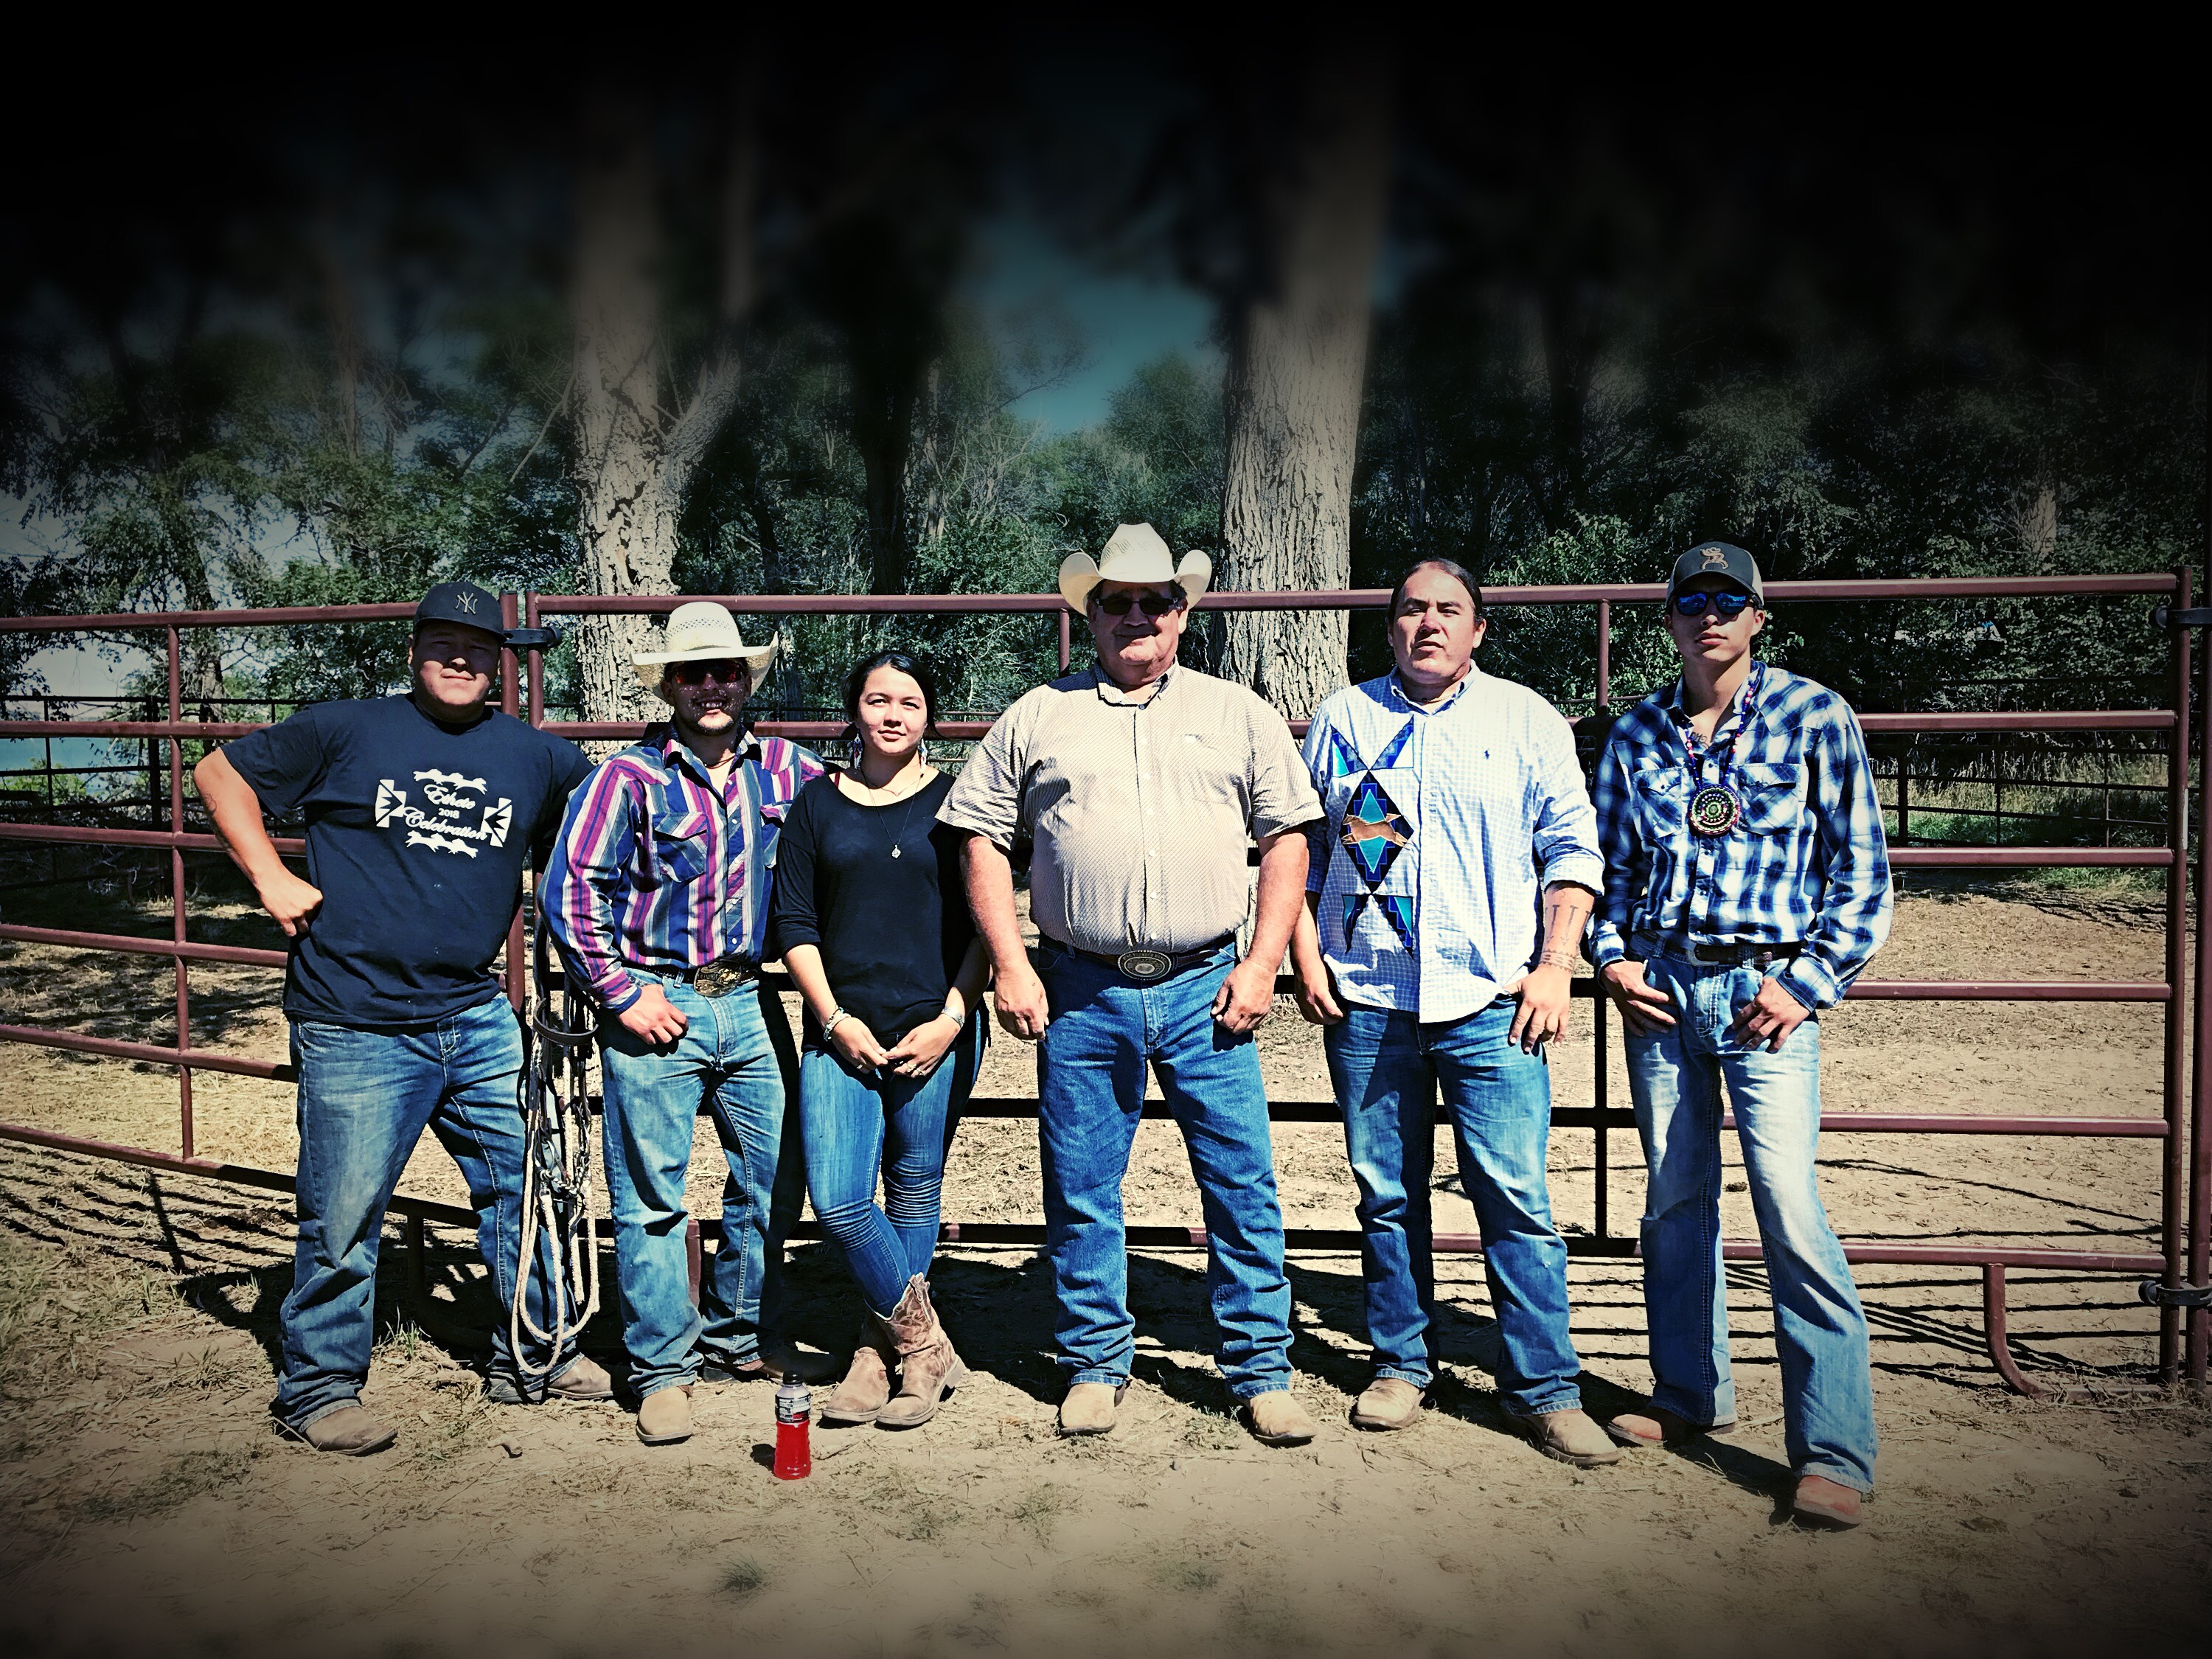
452;589;480;614
1699;547;1731;569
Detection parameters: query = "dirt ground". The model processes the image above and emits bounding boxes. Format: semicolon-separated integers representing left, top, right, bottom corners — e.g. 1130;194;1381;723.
1;879;2208;1657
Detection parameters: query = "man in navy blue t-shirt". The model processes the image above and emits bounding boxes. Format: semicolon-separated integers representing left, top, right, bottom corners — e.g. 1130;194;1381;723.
196;582;598;1454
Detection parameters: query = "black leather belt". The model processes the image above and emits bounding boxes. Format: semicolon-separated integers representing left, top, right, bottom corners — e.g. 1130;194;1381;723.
1043;934;1235;983
1640;937;1802;968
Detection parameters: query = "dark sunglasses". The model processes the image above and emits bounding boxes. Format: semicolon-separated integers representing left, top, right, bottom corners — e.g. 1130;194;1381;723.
1672;591;1755;619
1095;591;1182;619
671;659;748;686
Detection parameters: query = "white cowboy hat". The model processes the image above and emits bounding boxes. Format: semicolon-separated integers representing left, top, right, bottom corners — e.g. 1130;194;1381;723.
632;601;780;700
1058;523;1214;613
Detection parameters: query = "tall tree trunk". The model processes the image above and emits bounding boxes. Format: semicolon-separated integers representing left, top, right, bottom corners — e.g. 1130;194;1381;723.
854;369;918;595
1216;61;1391;719
1537;282;1598;532
570;86;755;726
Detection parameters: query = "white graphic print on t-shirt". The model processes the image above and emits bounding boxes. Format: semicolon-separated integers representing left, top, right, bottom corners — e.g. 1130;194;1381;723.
372;769;514;859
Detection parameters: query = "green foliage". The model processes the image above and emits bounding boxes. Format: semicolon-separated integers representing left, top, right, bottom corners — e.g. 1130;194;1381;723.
1;554;74;699
1479;515;1675;712
5;171;2196;745
1355;300;2202;720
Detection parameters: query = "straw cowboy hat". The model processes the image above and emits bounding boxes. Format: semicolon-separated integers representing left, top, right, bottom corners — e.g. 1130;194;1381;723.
1058;523;1213;613
632;602;780;700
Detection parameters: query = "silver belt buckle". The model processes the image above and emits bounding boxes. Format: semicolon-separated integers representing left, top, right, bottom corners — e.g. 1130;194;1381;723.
1115;948;1172;981
692;958;749;998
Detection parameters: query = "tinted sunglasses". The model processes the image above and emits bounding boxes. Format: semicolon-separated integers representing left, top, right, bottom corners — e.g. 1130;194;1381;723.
1672;591;1755;619
670;659;748;686
1095;591;1182;618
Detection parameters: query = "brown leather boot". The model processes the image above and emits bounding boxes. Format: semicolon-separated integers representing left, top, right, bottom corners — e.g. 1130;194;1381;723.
819;1313;899;1425
875;1275;967;1430
636;1384;693;1445
289;1404;397;1455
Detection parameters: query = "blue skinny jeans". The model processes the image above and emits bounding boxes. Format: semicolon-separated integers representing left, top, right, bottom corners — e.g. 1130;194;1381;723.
799;1013;985;1313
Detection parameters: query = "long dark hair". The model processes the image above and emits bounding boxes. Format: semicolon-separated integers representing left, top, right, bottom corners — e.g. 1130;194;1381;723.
840;650;941;759
1388;557;1485;618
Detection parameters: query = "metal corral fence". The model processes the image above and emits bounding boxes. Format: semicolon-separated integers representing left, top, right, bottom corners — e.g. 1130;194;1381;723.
1;576;2207;1395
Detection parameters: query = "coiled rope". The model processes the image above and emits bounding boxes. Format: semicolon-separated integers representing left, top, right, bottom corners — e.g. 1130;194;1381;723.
508;916;600;1388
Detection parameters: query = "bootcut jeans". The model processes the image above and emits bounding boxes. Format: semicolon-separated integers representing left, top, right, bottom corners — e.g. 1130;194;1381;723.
1323;995;1585;1417
275;995;574;1431
598;972;805;1399
1622;953;1878;1493
1034;939;1294;1402
799;1012;987;1312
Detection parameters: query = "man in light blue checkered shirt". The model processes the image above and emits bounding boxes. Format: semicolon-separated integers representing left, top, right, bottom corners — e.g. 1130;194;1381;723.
1590;540;1892;1531
1291;559;1619;1467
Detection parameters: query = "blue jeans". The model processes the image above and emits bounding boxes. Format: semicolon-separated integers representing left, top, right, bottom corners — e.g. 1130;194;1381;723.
1324;997;1583;1416
1035;941;1293;1400
1623;956;1877;1492
799;1014;986;1313
598;973;804;1398
275;997;571;1430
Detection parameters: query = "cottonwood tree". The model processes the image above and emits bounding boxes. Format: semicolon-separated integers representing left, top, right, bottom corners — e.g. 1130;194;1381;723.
1133;55;1391;717
1217;62;1390;717
568;86;759;724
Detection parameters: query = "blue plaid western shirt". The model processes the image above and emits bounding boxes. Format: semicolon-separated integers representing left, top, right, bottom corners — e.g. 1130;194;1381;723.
1302;668;1605;1024
1588;661;1893;1009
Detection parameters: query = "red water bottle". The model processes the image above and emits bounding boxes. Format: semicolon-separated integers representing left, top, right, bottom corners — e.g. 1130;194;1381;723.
773;1379;812;1480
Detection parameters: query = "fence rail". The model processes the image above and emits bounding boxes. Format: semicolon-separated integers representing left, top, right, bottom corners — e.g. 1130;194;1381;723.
1;574;2206;1393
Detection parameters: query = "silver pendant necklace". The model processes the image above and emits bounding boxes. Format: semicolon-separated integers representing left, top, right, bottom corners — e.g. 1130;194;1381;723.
888;786;929;858
851;763;931;858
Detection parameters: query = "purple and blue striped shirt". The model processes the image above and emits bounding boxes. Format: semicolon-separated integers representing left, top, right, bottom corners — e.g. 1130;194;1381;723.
543;725;824;1013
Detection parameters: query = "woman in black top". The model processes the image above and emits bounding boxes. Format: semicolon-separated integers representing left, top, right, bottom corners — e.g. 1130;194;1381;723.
771;650;989;1430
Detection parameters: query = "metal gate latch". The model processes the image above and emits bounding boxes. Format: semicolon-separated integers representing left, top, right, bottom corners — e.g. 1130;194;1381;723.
2138;1279;2212;1310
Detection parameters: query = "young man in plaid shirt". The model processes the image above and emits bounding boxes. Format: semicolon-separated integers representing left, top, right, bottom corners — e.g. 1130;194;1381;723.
1590;542;1892;1531
545;603;828;1445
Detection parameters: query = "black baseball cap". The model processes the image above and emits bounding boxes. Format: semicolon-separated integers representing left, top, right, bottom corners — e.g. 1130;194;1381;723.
1666;542;1764;605
413;581;505;639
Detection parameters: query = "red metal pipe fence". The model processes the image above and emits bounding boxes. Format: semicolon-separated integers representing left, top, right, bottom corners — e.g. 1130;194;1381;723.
1;574;2205;1394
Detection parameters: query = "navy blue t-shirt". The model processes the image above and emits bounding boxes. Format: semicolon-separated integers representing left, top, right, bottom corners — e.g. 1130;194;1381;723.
221;696;592;1029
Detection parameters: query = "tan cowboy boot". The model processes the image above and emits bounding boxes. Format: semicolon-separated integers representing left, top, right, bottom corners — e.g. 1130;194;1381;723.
636;1384;694;1445
291;1404;397;1455
1792;1473;1865;1530
1057;1381;1126;1436
1243;1389;1318;1447
1510;1407;1622;1468
819;1312;899;1426
1349;1377;1425;1431
875;1275;968;1430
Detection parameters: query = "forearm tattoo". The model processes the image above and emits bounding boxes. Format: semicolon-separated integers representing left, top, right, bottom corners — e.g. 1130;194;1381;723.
1538;889;1594;973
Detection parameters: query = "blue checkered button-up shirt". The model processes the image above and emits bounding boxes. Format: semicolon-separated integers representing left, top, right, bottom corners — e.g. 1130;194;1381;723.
1302;668;1605;1023
1588;661;1893;1009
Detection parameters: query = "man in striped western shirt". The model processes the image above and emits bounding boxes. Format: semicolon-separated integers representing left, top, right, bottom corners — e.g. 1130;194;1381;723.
1589;542;1893;1531
544;602;826;1445
1291;558;1621;1467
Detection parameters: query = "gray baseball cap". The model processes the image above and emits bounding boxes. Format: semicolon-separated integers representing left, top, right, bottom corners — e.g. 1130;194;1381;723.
1666;542;1764;604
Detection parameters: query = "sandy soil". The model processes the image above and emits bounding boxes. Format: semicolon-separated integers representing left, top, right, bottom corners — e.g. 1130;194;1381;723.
1;881;2207;1657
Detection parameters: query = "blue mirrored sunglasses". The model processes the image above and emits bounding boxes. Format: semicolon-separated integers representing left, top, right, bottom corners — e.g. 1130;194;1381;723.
1672;590;1755;619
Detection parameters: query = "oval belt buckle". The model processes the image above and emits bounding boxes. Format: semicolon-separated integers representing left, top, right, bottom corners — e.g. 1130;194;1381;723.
1115;948;1172;981
694;959;740;998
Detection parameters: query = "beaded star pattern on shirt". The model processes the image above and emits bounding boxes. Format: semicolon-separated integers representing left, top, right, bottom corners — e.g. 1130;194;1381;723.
1332;726;1419;953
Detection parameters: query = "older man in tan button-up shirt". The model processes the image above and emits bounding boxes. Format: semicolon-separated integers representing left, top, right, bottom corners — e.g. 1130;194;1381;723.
940;524;1322;1446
